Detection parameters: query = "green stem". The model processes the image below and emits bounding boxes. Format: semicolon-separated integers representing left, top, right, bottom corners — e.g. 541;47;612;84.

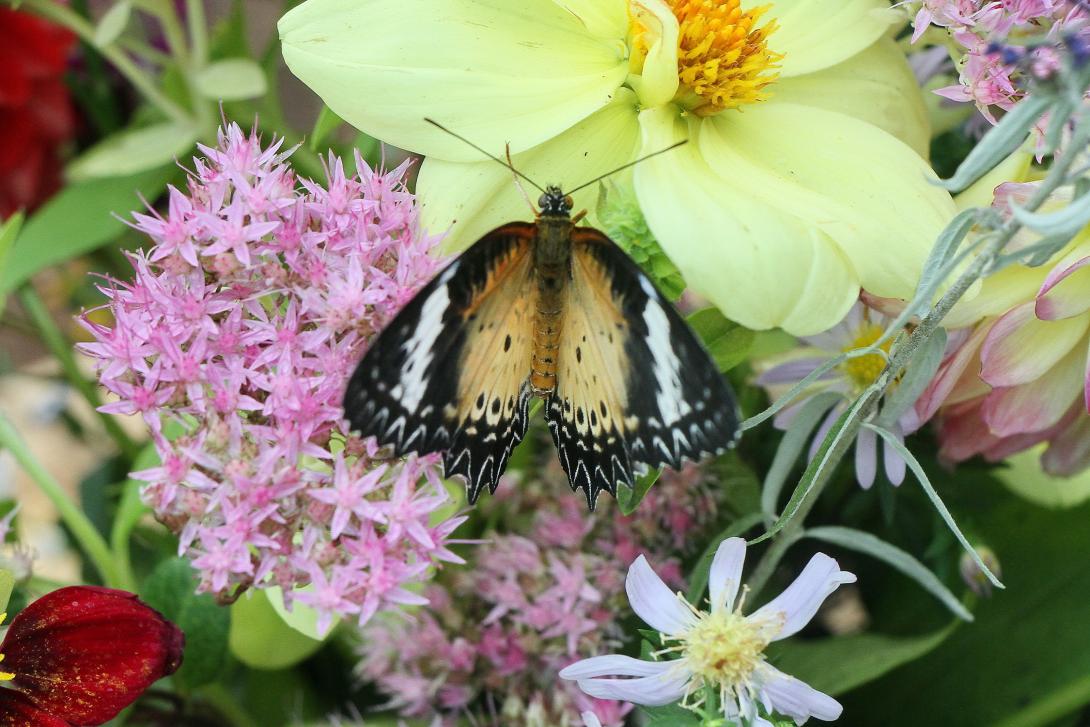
185;0;208;68
22;0;192;126
0;413;119;587
16;286;140;461
746;103;1090;598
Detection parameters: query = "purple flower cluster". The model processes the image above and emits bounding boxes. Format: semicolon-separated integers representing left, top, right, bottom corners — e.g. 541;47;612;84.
79;123;463;631
912;1;1090;123
356;463;722;727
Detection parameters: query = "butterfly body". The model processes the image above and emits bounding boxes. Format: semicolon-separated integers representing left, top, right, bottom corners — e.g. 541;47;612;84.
344;186;739;509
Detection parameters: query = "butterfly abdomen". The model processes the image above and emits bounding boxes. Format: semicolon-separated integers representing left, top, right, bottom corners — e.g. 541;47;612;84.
530;216;572;397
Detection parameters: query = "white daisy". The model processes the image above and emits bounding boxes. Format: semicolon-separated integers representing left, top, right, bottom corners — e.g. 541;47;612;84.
560;538;854;725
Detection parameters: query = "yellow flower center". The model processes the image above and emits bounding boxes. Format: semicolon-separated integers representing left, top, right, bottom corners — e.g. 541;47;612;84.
659;596;771;703
670;0;783;114
0;612;13;682
841;322;893;391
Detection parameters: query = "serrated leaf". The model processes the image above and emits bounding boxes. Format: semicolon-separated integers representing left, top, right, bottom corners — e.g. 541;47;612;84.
805;525;972;621
618;467;662;515
939;93;1053;192
229;589;324;670
194;58;268;101
686;307;755;373
142;558;229;689
93;1;132;47
0;167;173;294
68;122;197;180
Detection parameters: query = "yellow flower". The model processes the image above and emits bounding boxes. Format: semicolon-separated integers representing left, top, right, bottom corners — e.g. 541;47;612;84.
280;0;956;334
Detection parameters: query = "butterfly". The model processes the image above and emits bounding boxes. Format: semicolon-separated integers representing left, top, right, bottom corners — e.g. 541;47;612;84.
343;130;740;510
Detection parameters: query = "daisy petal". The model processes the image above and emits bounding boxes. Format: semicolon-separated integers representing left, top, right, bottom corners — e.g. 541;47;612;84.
757;663;844;722
709;537;747;613
855;426;877;489
279;0;628;160
626;554;697;636
750;553;856;640
575;663;690;706
560;654;673;679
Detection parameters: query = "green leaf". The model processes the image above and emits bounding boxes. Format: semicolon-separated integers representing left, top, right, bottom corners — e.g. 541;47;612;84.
876;328;947;429
92;0;132;47
839;476;1090;726
68;122;197;180
865;423;1003;589
229;589;324;670
768;622;957;697
0;166;173;294
0;569;14;614
911;207;979;314
0;212;25;317
266;585;339;640
194;58;268;101
1011;187;1090;238
618;467;662;515
805;526;972;621
996;447;1090;509
761;391;843;520
686;308;755;373
142;558;230;689
938;93;1053;192
686;512;763;603
309;104;344;153
639;705;702;726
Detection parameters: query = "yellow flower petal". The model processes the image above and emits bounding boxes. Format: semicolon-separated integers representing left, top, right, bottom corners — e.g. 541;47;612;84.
627;0;681;107
944;265;1048;328
954;145;1034;211
757;0;897;77
771;37;930;157
635;107;859;334
698;101;956;301
279;0;628;161
550;0;629;47
418;89;641;253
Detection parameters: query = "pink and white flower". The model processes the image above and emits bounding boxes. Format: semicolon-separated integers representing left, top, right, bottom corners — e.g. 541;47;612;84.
559;538;855;725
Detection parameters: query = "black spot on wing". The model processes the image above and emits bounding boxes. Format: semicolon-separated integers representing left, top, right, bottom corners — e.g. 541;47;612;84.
445;382;532;503
547;395;634;511
342;223;537;501
571;229;740;472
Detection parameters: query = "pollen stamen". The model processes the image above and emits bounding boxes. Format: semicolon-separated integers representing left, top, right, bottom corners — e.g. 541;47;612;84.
669;0;783;114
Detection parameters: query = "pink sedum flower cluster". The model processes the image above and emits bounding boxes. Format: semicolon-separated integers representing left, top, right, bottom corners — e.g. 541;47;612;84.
911;1;1090;122
79;123;464;630
356;463;724;727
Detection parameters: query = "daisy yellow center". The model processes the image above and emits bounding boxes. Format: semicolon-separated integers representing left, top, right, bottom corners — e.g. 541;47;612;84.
0;612;13;682
841;322;893;390
670;0;783;114
669;607;770;688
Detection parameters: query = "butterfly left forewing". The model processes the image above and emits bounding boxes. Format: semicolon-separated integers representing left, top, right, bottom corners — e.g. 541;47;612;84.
343;223;537;502
547;228;740;508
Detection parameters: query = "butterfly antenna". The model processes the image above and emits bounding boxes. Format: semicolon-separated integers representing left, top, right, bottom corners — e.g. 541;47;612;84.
505;142;538;216
424;118;547;194
563;140;688;196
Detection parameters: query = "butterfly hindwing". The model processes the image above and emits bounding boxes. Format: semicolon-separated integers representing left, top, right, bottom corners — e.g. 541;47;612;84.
342;223;537;502
547;228;739;508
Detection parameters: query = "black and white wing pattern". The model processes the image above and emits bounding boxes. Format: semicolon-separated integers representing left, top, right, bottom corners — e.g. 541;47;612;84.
342;223;538;503
547;228;739;509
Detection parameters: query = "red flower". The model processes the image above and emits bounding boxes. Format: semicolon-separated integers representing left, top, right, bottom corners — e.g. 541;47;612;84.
0;586;184;726
0;8;77;218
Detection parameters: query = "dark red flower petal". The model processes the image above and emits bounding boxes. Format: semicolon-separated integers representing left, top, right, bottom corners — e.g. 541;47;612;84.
0;586;184;726
0;688;70;727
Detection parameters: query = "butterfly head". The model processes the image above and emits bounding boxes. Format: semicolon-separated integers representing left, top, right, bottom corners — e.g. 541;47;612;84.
538;186;573;218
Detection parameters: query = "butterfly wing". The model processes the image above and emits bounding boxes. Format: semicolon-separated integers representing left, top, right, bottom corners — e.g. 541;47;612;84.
342;223;537;502
547;227;740;508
